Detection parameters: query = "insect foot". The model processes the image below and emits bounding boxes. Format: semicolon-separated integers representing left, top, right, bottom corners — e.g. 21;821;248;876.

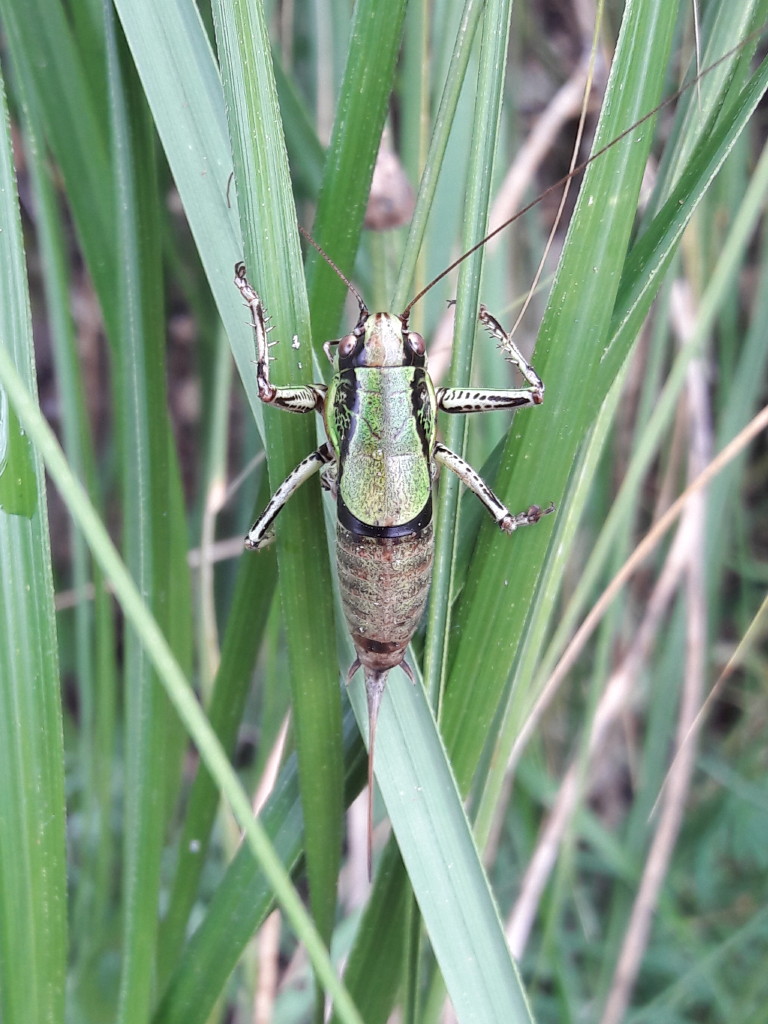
499;500;556;534
244;529;275;552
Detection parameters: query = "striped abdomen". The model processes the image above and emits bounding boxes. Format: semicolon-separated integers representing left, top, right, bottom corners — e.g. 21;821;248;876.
336;522;434;674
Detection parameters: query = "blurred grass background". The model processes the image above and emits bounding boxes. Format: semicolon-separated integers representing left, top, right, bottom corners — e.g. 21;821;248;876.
1;0;767;1022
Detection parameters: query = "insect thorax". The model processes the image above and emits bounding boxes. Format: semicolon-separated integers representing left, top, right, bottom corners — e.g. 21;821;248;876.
328;365;436;532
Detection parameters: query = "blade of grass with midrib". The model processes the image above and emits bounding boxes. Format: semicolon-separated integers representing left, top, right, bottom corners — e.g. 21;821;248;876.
105;19;192;1023
212;0;343;978
0;63;67;1024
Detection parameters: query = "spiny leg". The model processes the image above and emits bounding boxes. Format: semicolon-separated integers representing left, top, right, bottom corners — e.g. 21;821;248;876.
245;443;334;550
234;262;327;413
478;304;545;389
434;442;553;534
436;304;544;414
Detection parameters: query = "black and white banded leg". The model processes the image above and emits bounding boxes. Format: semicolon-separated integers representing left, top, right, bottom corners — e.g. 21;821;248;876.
434;443;553;534
234;262;327;413
436;305;544;415
245;444;335;550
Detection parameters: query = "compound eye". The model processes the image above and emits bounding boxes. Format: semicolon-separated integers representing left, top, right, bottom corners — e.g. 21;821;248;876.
406;331;425;356
338;332;358;358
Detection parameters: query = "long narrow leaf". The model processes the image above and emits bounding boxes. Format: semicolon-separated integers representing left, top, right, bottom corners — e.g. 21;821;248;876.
0;63;67;1024
212;0;343;961
104;16;192;1022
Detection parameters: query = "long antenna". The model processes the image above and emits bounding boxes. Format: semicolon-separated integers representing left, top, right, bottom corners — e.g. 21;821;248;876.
299;225;367;313
400;33;761;318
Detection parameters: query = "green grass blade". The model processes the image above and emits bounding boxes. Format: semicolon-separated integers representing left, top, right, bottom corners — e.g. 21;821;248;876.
423;0;514;710
503;11;768;746
155;710;366;1024
111;0;260;415
605;55;768;381
517;62;768;721
304;0;410;341
104;18;192;1022
114;0;343;991
392;0;485;310
0;63;67;1024
22;94;119;990
212;0;343;960
0;0;115;327
158;513;278;981
160;660;539;1024
470;6;764;720
346;668;537;1023
327;843;410;1024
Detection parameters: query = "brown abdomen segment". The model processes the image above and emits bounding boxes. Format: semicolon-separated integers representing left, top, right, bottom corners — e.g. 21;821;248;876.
336;523;434;674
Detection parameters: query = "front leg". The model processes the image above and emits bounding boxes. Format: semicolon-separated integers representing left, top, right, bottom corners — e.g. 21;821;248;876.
434;443;553;534
246;443;335;550
234;262;327;414
436;305;544;414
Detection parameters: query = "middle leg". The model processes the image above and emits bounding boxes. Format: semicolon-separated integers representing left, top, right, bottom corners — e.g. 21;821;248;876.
434;443;553;534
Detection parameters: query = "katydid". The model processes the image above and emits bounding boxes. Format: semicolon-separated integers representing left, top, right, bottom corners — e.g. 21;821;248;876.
235;255;553;873
235;31;761;873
